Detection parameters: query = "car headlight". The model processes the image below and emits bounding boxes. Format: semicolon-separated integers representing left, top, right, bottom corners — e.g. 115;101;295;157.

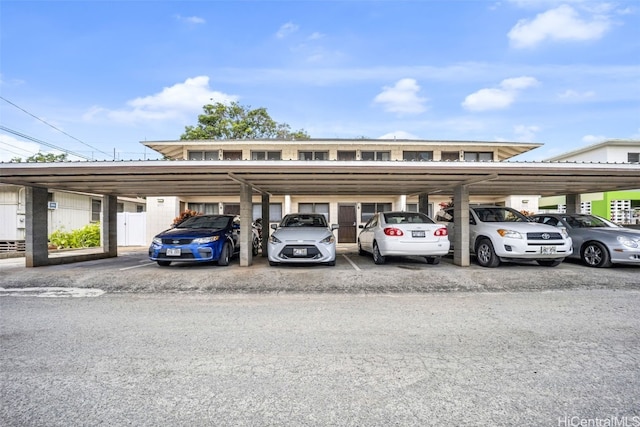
152;237;162;245
497;229;522;239
193;236;220;244
559;228;569;238
617;235;639;248
268;235;282;244
320;234;335;244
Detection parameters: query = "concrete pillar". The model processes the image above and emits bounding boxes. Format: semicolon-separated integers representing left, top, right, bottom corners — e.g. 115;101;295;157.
239;184;253;266
261;193;270;257
453;184;470;267
566;194;581;214
284;195;292;215
25;186;49;267
102;195;118;257
418;193;430;216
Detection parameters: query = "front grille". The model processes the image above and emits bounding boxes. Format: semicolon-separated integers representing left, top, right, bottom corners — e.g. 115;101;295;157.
162;238;193;244
280;245;321;259
527;232;563;240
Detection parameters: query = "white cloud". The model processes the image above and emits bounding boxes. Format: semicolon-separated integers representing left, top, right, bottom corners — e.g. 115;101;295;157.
308;32;325;40
508;5;611;48
557;89;595;101
175;14;206;25
83;76;237;124
276;22;299;39
513;124;541;142
377;131;420;140
462;76;538;112
0;134;41;161
373;78;428;114
582;134;607;144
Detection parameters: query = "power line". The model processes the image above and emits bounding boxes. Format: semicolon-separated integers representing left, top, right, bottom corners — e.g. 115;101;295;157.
0;95;112;158
0;125;92;160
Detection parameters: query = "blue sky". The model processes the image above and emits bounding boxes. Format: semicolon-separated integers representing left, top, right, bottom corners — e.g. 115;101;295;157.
1;0;638;162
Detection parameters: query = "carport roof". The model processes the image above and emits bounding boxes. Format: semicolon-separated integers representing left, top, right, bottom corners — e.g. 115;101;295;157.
1;160;639;198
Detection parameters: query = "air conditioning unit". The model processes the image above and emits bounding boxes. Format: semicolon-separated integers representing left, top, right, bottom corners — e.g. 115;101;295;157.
48;201;58;210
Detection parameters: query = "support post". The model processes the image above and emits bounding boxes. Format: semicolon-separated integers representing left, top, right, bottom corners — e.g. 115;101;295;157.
453;184;470;267
418;193;430;216
102;195;118;257
261;193;270;257
25;186;49;267
566;194;581;214
239;183;253;266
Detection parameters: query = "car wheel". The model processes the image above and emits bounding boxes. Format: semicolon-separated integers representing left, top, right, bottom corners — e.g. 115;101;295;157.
581;242;612;268
326;260;336;266
372;242;386;265
217;242;230;266
425;256;440;265
537;259;563;267
157;260;171;267
358;240;366;256
475;238;500;268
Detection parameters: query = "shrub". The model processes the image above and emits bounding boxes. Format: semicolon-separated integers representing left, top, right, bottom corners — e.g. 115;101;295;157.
49;223;101;249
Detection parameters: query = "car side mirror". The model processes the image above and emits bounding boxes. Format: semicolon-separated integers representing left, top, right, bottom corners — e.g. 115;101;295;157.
331;224;339;230
271;223;278;230
358;224;364;229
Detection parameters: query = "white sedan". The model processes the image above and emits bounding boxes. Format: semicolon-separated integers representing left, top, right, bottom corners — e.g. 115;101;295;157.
268;213;338;266
358;211;450;264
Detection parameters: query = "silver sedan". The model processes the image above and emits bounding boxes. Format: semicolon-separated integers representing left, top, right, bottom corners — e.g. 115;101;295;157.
268;213;338;266
530;213;640;267
358;211;450;265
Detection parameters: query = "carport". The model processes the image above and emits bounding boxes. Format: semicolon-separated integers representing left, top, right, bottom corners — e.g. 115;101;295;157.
1;160;638;267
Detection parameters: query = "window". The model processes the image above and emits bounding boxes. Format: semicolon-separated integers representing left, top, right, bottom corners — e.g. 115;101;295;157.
337;151;356;161
251;151;282;160
223;203;240;215
361;202;392;222
299;151;329;160
188;203;219;215
299;203;330;220
628;153;639;163
91;199;101;222
361;151;390;161
136;205;145;213
406;203;418;212
222;150;242;160
403;151;433;161
464;152;493;162
441;151;460;161
252;203;283;222
187;150;219;160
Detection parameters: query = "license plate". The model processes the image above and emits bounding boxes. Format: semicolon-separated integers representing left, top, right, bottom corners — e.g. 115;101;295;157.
166;248;181;256
412;230;426;238
540;246;556;255
293;248;307;256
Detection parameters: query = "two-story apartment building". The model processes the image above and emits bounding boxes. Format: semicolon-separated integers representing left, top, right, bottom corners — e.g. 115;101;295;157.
539;139;640;223
141;138;543;243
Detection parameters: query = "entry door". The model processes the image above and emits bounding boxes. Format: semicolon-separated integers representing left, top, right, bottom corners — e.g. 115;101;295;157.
338;205;357;243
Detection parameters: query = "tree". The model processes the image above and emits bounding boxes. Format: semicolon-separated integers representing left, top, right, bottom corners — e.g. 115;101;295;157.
181;102;310;140
11;152;68;162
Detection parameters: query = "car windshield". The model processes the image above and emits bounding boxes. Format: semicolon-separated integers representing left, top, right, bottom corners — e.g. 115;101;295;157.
176;216;231;229
383;212;434;224
281;214;328;227
561;215;614;228
474;207;527;222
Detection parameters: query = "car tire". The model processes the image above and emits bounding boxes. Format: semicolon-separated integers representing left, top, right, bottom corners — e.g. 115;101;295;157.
157;260;171;267
475;238;500;268
358;240;366;256
326;260;336;266
581;241;612;268
217;242;230;266
372;242;386;265
536;259;563;267
425;256;440;265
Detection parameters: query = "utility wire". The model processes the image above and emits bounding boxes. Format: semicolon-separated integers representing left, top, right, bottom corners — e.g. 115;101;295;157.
0;141;32;157
0;125;92;160
0;95;112;159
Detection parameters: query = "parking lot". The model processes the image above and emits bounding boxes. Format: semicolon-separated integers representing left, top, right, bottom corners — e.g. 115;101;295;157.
1;244;638;294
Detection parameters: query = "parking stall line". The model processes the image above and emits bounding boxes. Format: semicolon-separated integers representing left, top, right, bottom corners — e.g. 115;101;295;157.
342;254;361;271
119;262;156;271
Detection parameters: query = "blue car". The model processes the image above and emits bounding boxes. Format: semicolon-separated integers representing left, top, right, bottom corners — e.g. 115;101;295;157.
149;214;244;266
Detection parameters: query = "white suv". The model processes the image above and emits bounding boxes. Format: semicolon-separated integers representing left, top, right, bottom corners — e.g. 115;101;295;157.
437;206;573;267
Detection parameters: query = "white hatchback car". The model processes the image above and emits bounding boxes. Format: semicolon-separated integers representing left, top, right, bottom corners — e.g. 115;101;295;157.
437;206;573;267
358;211;450;264
268;213;338;266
